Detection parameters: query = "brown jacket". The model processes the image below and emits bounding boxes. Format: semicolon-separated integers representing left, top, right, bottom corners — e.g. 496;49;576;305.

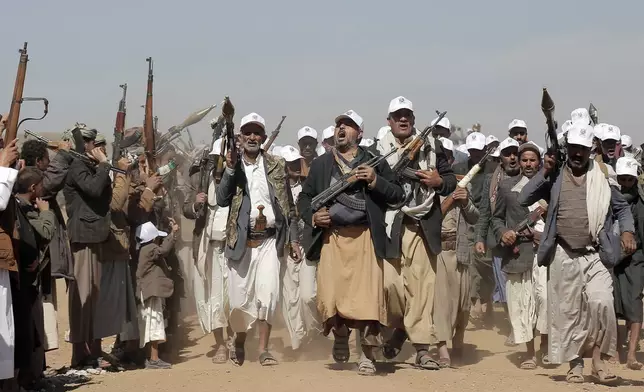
136;232;176;302
102;173;156;263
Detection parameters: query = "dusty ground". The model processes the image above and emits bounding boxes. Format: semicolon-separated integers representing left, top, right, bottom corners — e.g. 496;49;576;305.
45;283;644;392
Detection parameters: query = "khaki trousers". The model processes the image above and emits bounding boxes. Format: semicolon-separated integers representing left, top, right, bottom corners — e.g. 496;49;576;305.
432;249;471;342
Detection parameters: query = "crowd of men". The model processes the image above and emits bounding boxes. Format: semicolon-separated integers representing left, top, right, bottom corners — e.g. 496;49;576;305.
1;94;644;391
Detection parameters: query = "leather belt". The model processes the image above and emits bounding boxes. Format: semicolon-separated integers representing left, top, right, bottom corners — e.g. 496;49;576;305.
441;240;456;251
247;228;276;248
441;232;457;241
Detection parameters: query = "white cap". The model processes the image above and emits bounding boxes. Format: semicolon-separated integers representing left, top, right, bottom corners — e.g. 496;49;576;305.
567;122;594;148
465;132;486;151
388;96;413;114
616;157;640;177
136;221;168;245
270;145;282;156
210;137;224;155
359;138;374;147
431;115;451;130
280;145;302;162
297;126;318;141
561;119;573;134
621;135;633;148
571;108;590;125
508;119;527;131
240;112;266;130
334;110;364;130
376;126;390;140
322;126;335;140
456;144;470;156
439;137;454;152
598;124;620;141
485;135;499;145
491;137;520;157
315;145;325;156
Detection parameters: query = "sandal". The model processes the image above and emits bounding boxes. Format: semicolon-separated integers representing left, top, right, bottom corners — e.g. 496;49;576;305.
438;357;451;369
259;351;278;367
332;330;351;363
627;359;643;370
591;364;619;385
520;357;537;370
566;364;584;384
382;329;407;360
212;345;228;364
357;358;376;376
540;352;551;367
229;344;245;367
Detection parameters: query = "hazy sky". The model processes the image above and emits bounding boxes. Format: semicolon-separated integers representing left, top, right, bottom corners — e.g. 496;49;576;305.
2;0;643;149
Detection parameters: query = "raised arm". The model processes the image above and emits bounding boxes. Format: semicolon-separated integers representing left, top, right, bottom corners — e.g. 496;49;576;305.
42;152;72;197
110;173;130;212
216;166;239;208
518;168;552;207
0;167;18;211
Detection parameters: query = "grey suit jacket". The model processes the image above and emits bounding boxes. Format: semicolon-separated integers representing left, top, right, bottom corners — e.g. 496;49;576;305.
518;161;635;267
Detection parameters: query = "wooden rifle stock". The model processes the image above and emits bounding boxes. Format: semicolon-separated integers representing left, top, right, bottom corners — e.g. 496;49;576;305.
439;148;494;215
143;57;156;172
112;83;127;162
263;115;286;152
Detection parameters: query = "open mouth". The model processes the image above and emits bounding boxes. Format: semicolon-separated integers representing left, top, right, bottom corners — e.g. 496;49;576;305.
336;129;347;142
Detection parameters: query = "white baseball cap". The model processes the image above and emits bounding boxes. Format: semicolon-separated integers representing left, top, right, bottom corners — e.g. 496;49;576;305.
359;138;374;147
270;145;283;156
567;122;594;148
485;135;499;145
388;96;413;114
621;134;633;148
431;115;451;130
616;157;640;177
240;112;266;130
456;144;470;156
439;137;454;152
598;124;620;141
136;221;168;245
209;137;224;155
280;145;302;162
571;108;590;125
491;137;520;157
297;126;318;141
376;126;390;141
508;119;527;131
466;131;486;151
335;109;364;130
322;126;335;140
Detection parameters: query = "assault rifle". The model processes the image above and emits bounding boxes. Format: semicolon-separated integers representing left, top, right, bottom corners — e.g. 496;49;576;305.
509;205;546;254
391;110;447;176
143;57;156;172
112;83;127;162
311;148;398;212
262;115;287;152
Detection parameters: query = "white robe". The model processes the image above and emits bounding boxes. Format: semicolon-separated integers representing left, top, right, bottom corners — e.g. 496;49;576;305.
0;269;14;379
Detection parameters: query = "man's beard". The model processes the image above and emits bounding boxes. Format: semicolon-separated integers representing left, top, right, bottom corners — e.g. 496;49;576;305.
504;163;520;176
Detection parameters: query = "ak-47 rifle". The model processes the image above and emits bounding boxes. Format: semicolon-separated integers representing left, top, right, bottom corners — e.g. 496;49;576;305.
4;42;49;147
509;204;547;254
143;57;156;172
112;83;127;162
440;145;495;215
541;88;563;175
311;148;398;212
214;97;235;183
263;115;286;152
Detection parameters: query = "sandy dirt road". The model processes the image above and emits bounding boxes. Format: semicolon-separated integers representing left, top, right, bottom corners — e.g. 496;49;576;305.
45;283;644;392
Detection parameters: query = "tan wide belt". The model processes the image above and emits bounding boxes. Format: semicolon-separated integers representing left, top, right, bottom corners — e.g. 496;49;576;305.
441;240;456;251
247;228;276;248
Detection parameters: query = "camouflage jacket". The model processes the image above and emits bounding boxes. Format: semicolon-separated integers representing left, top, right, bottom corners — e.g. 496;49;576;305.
215;152;298;261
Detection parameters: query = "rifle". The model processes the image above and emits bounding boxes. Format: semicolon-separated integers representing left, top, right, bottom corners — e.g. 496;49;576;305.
509;205;546;254
156;104;217;155
214;97;235;183
311;148;398;212
25;129;126;174
143;57;156;172
391;110;447;176
440;145;495;215
112;83;127;162
193;118;226;217
263;115;286;152
5;42;49;147
541;88;563;174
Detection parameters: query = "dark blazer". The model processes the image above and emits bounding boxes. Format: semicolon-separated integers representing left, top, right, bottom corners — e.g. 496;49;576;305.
298;148;405;261
388;139;456;257
63;159;112;244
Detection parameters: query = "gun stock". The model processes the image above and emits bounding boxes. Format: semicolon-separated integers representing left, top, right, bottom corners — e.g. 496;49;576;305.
439;146;494;215
143;57;156;172
263;115;286;152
